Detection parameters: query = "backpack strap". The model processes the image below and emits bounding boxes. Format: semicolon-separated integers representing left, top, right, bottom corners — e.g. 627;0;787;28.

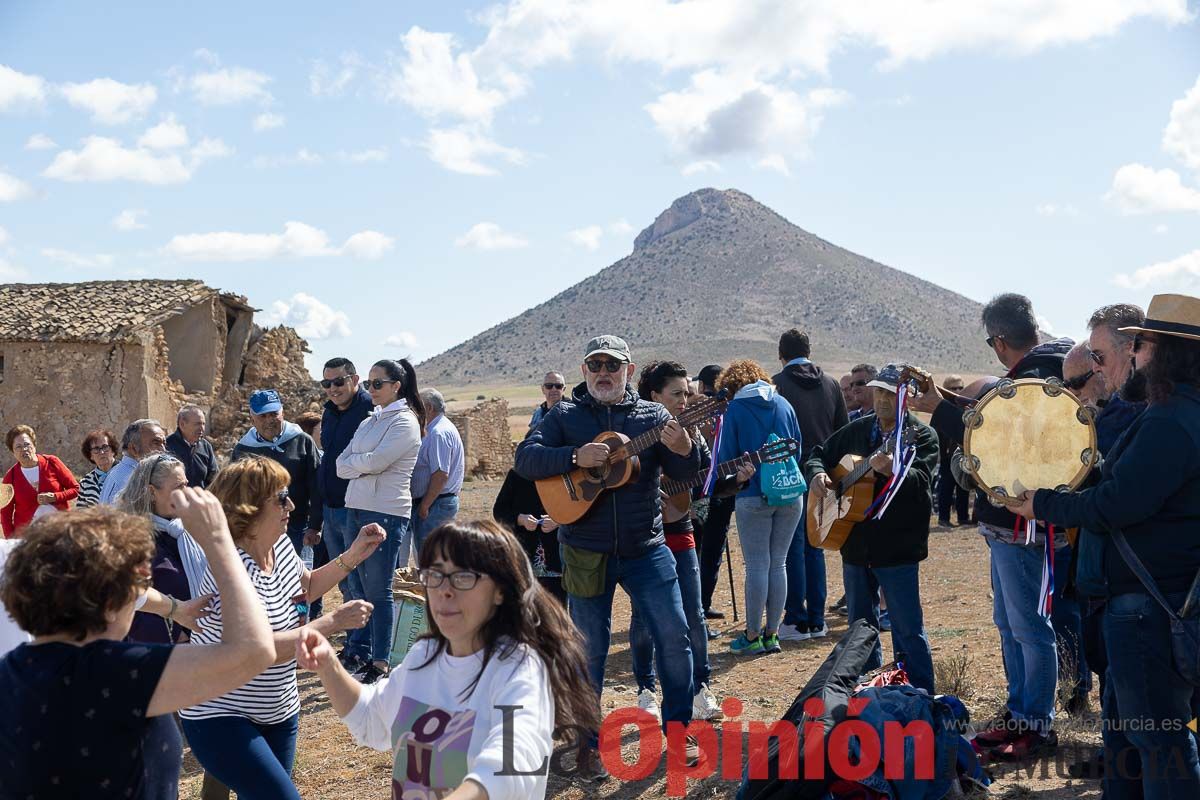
1110;528;1182;621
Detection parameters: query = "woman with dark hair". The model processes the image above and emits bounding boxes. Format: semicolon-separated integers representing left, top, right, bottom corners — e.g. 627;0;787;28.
0;498;276;799
1015;293;1200;798
2;425;79;538
77;429;119;508
337;358;425;683
296;519;599;800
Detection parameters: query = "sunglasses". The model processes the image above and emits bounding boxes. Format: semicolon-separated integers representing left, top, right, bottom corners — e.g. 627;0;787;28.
849;380;869;388
585;359;624;374
945;385;965;393
985;334;1006;349
1087;349;1106;366
1133;333;1156;353
364;378;399;390
1063;370;1095;392
320;375;354;389
418;568;486;591
543;382;564;390
276;489;290;508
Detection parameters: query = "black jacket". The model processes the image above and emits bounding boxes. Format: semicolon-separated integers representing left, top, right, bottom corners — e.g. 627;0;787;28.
232;432;323;531
319;388;373;509
493;468;563;573
514;382;700;558
1037;384;1200;597
930;338;1072;532
803;412;939;567
165;430;219;489
772;360;849;462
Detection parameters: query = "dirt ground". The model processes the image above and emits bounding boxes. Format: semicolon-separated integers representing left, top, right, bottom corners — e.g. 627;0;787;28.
180;479;1104;799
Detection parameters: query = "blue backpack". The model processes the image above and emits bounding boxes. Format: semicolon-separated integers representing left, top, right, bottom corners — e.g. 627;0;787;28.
759;433;806;506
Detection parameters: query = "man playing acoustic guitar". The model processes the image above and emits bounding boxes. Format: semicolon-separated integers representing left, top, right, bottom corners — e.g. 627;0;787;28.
515;334;702;779
804;363;939;693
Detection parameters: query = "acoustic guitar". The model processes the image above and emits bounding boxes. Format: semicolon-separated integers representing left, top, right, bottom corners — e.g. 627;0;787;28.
536;392;728;524
807;427;915;550
660;437;801;515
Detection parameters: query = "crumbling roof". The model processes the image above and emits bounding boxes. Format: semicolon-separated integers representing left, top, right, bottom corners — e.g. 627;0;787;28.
0;279;250;343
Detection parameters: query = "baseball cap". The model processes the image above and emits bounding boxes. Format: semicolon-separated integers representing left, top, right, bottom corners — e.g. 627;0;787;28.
865;363;903;391
584;335;631;363
249;389;283;414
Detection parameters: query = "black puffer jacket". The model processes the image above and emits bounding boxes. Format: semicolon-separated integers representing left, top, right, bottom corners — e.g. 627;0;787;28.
514;382;700;558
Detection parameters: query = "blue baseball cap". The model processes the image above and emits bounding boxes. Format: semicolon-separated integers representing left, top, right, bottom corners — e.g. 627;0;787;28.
866;363;904;390
249;389;283;414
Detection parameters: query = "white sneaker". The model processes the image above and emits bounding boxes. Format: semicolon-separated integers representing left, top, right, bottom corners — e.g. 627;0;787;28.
637;689;661;722
693;683;725;721
807;623;828;639
778;623;811;641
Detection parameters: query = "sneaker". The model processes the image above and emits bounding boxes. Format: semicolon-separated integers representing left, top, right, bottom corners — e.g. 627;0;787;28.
338;649;367;673
576;747;610;783
974;710;1014;745
938;517;953;527
356;662;387;685
777;623;811;641
762;633;782;654
684;735;703;767
693;683;724;721
707;627;722;640
637;689;661;722
1066;748;1105;780
829;595;847;613
704;608;726;620
730;632;764;655
806;623;828;639
988;729;1057;762
878;610;892;632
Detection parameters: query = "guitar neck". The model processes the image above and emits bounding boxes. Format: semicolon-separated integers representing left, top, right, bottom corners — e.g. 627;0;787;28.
837;436;896;493
662;450;763;496
607;402;717;463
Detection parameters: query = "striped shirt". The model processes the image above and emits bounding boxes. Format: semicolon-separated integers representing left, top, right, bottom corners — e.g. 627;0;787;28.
75;468;106;508
180;534;304;724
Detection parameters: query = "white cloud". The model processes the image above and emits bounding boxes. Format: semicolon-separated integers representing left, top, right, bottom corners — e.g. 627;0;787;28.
309;52;361;96
338;147;388;163
1105;163;1200;214
756;154;792;176
341;231;395;260
1164;74;1200;171
1035;314;1057;336
681;160;720;176
0;64;47;111
137;114;189;150
1155;223;1169;234
425;127;526;175
1115;249;1200;290
24;133;56;150
252;112;285;132
188;66;272;105
567;225;603;251
0;258;29;281
113;209;148;231
389;27;509;123
40;248;114;268
1036;202;1080;217
260;293;351;340
383;332;419;350
59;78;156;124
0;170;32;202
43;135;229;185
455;222;528;250
251;148;323;168
608;219;633;235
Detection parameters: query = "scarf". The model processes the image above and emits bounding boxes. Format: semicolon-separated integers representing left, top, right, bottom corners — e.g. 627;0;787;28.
151;513;210;598
237;420;303;452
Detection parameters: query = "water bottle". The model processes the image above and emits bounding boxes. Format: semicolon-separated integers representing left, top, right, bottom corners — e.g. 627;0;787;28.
301;544;315;570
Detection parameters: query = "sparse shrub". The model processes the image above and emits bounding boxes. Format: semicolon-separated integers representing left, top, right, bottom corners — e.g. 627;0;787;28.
934;651;977;700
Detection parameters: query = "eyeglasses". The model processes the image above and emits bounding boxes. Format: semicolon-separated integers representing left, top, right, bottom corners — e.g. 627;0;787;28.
364;378;399;390
1063;370;1095;392
985;334;1006;349
1133;333;1156;353
543;382;564;390
276;489;290;508
89;443;112;454
945;385;965;393
418;568;487;591
585;359;624;374
1088;349;1106;366
320;375;354;389
849;380;869;388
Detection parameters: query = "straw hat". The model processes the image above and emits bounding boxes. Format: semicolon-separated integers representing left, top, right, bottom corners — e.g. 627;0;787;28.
1118;293;1200;342
0;483;12;510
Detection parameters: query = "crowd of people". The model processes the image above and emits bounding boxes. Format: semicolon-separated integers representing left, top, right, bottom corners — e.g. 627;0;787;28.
1;289;1199;800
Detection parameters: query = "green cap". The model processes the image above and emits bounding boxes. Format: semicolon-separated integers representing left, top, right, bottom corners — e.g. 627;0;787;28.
583;335;631;363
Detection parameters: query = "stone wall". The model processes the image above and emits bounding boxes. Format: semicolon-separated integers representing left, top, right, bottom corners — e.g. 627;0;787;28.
448;398;514;479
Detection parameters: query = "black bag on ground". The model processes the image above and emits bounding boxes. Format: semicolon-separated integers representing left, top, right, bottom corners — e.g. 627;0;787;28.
737;619;880;800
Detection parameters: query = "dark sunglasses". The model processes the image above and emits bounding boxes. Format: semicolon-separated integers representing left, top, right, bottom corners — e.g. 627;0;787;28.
364;378;399;390
276;489;290;508
849;380;869;388
585;359;624;374
1087;349;1106;366
320;375;354;389
945;385;965;393
985;334;1005;349
543;382;564;390
1133;333;1155;353
1063;370;1095;392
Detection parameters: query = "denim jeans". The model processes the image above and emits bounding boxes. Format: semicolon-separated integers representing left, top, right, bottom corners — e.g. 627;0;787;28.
349;508;410;664
323;506;368;659
734;495;803;638
783;496;826;629
286;521;328;619
1102;590;1200;800
570;544;693;732
843;562;936;694
1051;544;1091;697
629;545;710;693
410;494;460;563
988;537;1057;733
181;713;300;800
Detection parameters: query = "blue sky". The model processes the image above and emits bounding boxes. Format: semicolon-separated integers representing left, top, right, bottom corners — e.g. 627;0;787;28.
1;1;1198;377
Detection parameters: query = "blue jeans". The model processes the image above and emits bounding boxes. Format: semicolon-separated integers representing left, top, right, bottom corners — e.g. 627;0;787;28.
783;497;826;629
1102;591;1200;800
843;562;936;694
734;496;803;637
324;506;368;659
410;494;460;563
182;713;300;800
988;538;1057;733
349;508;410;664
1051;544;1091;697
570;544;693;731
629;545;710;693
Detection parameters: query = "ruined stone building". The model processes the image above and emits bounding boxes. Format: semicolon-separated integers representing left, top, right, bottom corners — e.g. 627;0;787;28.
446;398;514;479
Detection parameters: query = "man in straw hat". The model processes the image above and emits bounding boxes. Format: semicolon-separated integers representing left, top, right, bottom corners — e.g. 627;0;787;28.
1015;293;1200;798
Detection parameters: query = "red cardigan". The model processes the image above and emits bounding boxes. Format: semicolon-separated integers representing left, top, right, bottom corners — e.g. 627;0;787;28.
2;454;79;538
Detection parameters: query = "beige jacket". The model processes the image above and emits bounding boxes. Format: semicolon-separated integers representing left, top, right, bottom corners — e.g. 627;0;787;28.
337;400;422;518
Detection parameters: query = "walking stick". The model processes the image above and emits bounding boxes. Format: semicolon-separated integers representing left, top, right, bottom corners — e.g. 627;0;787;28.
724;539;739;622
